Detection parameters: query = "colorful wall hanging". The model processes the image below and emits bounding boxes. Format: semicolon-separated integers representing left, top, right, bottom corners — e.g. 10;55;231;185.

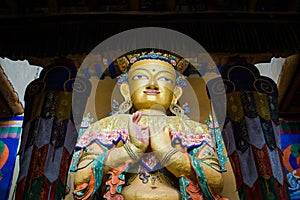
15;61;91;199
0;115;23;200
280;119;300;200
208;63;290;200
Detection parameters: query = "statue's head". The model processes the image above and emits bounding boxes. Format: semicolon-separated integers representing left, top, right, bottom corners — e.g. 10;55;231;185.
123;59;181;112
115;50;189;116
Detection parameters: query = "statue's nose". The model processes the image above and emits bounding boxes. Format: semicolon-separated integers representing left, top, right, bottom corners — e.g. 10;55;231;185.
146;83;159;90
147;77;158;90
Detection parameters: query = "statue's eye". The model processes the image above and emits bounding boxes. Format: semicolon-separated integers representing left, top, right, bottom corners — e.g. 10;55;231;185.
158;77;173;83
132;75;148;80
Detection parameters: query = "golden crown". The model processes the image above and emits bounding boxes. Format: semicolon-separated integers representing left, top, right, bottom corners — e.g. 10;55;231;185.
114;49;190;74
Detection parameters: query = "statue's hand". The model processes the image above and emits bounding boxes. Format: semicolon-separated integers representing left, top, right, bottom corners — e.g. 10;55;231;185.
73;158;94;198
72;144;103;198
128;111;149;153
74;159;92;184
150;124;172;154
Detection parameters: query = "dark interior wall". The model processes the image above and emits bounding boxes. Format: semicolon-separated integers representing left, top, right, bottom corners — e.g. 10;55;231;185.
0;12;300;59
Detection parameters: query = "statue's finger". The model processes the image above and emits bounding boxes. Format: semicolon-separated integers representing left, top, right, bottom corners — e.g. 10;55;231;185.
135;111;142;122
140;125;149;130
132;112;139;124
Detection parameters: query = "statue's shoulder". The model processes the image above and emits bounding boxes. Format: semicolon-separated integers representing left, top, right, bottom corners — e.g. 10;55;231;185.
167;116;209;135
76;114;131;148
89;114;130;132
167;116;212;148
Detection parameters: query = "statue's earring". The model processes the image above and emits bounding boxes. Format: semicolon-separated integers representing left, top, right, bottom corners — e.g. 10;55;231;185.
170;96;185;118
169;85;187;118
119;99;132;114
119;82;132;114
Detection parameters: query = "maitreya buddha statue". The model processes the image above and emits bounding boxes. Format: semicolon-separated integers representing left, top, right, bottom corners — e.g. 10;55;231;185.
70;49;228;200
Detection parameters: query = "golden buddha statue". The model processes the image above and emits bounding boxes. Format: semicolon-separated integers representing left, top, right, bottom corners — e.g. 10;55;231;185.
70;50;228;200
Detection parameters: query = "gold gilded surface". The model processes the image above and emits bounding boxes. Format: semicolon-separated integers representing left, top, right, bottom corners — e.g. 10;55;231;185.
71;58;226;200
88;114;208;136
122;172;180;200
128;59;177;111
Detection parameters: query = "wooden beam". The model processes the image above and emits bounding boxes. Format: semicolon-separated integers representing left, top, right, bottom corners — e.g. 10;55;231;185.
166;0;176;11
47;0;58;13
247;0;258;12
7;0;19;15
288;0;298;12
129;0;139;11
206;0;216;11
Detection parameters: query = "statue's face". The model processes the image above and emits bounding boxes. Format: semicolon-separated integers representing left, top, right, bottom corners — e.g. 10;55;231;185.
127;59;176;111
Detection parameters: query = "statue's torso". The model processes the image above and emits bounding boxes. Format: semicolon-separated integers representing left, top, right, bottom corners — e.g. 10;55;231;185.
122;170;180;200
77;114;211;150
76;114;215;199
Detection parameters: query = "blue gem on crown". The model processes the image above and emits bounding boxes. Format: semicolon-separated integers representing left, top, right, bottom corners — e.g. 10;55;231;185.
150;53;159;58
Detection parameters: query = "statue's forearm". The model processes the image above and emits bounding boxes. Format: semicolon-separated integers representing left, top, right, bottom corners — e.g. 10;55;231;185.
163;150;198;182
159;148;223;193
104;142;141;173
105;146;131;168
74;142;138;187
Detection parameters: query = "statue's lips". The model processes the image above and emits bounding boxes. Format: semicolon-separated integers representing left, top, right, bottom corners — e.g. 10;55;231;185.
144;90;160;95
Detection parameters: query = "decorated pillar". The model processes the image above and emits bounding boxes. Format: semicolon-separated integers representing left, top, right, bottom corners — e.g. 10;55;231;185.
16;61;91;199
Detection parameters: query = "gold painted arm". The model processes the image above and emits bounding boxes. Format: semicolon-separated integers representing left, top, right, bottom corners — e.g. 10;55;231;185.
73;142;138;183
157;145;223;194
195;144;224;194
73;141;142;199
159;148;198;182
105;142;141;171
150;126;198;182
73;143;103;186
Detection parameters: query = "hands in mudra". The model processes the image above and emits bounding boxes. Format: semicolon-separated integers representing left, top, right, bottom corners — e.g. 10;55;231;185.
128;111;174;162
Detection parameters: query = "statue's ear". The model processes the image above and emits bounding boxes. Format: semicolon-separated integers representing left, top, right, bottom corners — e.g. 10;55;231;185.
120;82;130;100
173;86;183;103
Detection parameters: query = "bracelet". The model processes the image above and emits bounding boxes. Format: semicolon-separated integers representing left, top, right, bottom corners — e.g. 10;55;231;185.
160;148;180;166
200;160;225;172
78;149;101;163
78;155;97;163
124;143;140;162
70;159;94;172
200;157;219;163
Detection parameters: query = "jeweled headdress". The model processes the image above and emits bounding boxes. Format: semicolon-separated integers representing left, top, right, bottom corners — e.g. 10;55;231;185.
115;49;189;90
112;49;191;75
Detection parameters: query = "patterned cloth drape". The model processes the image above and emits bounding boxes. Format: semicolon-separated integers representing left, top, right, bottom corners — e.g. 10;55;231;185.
0;115;23;200
207;63;290;200
16;61;91;199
